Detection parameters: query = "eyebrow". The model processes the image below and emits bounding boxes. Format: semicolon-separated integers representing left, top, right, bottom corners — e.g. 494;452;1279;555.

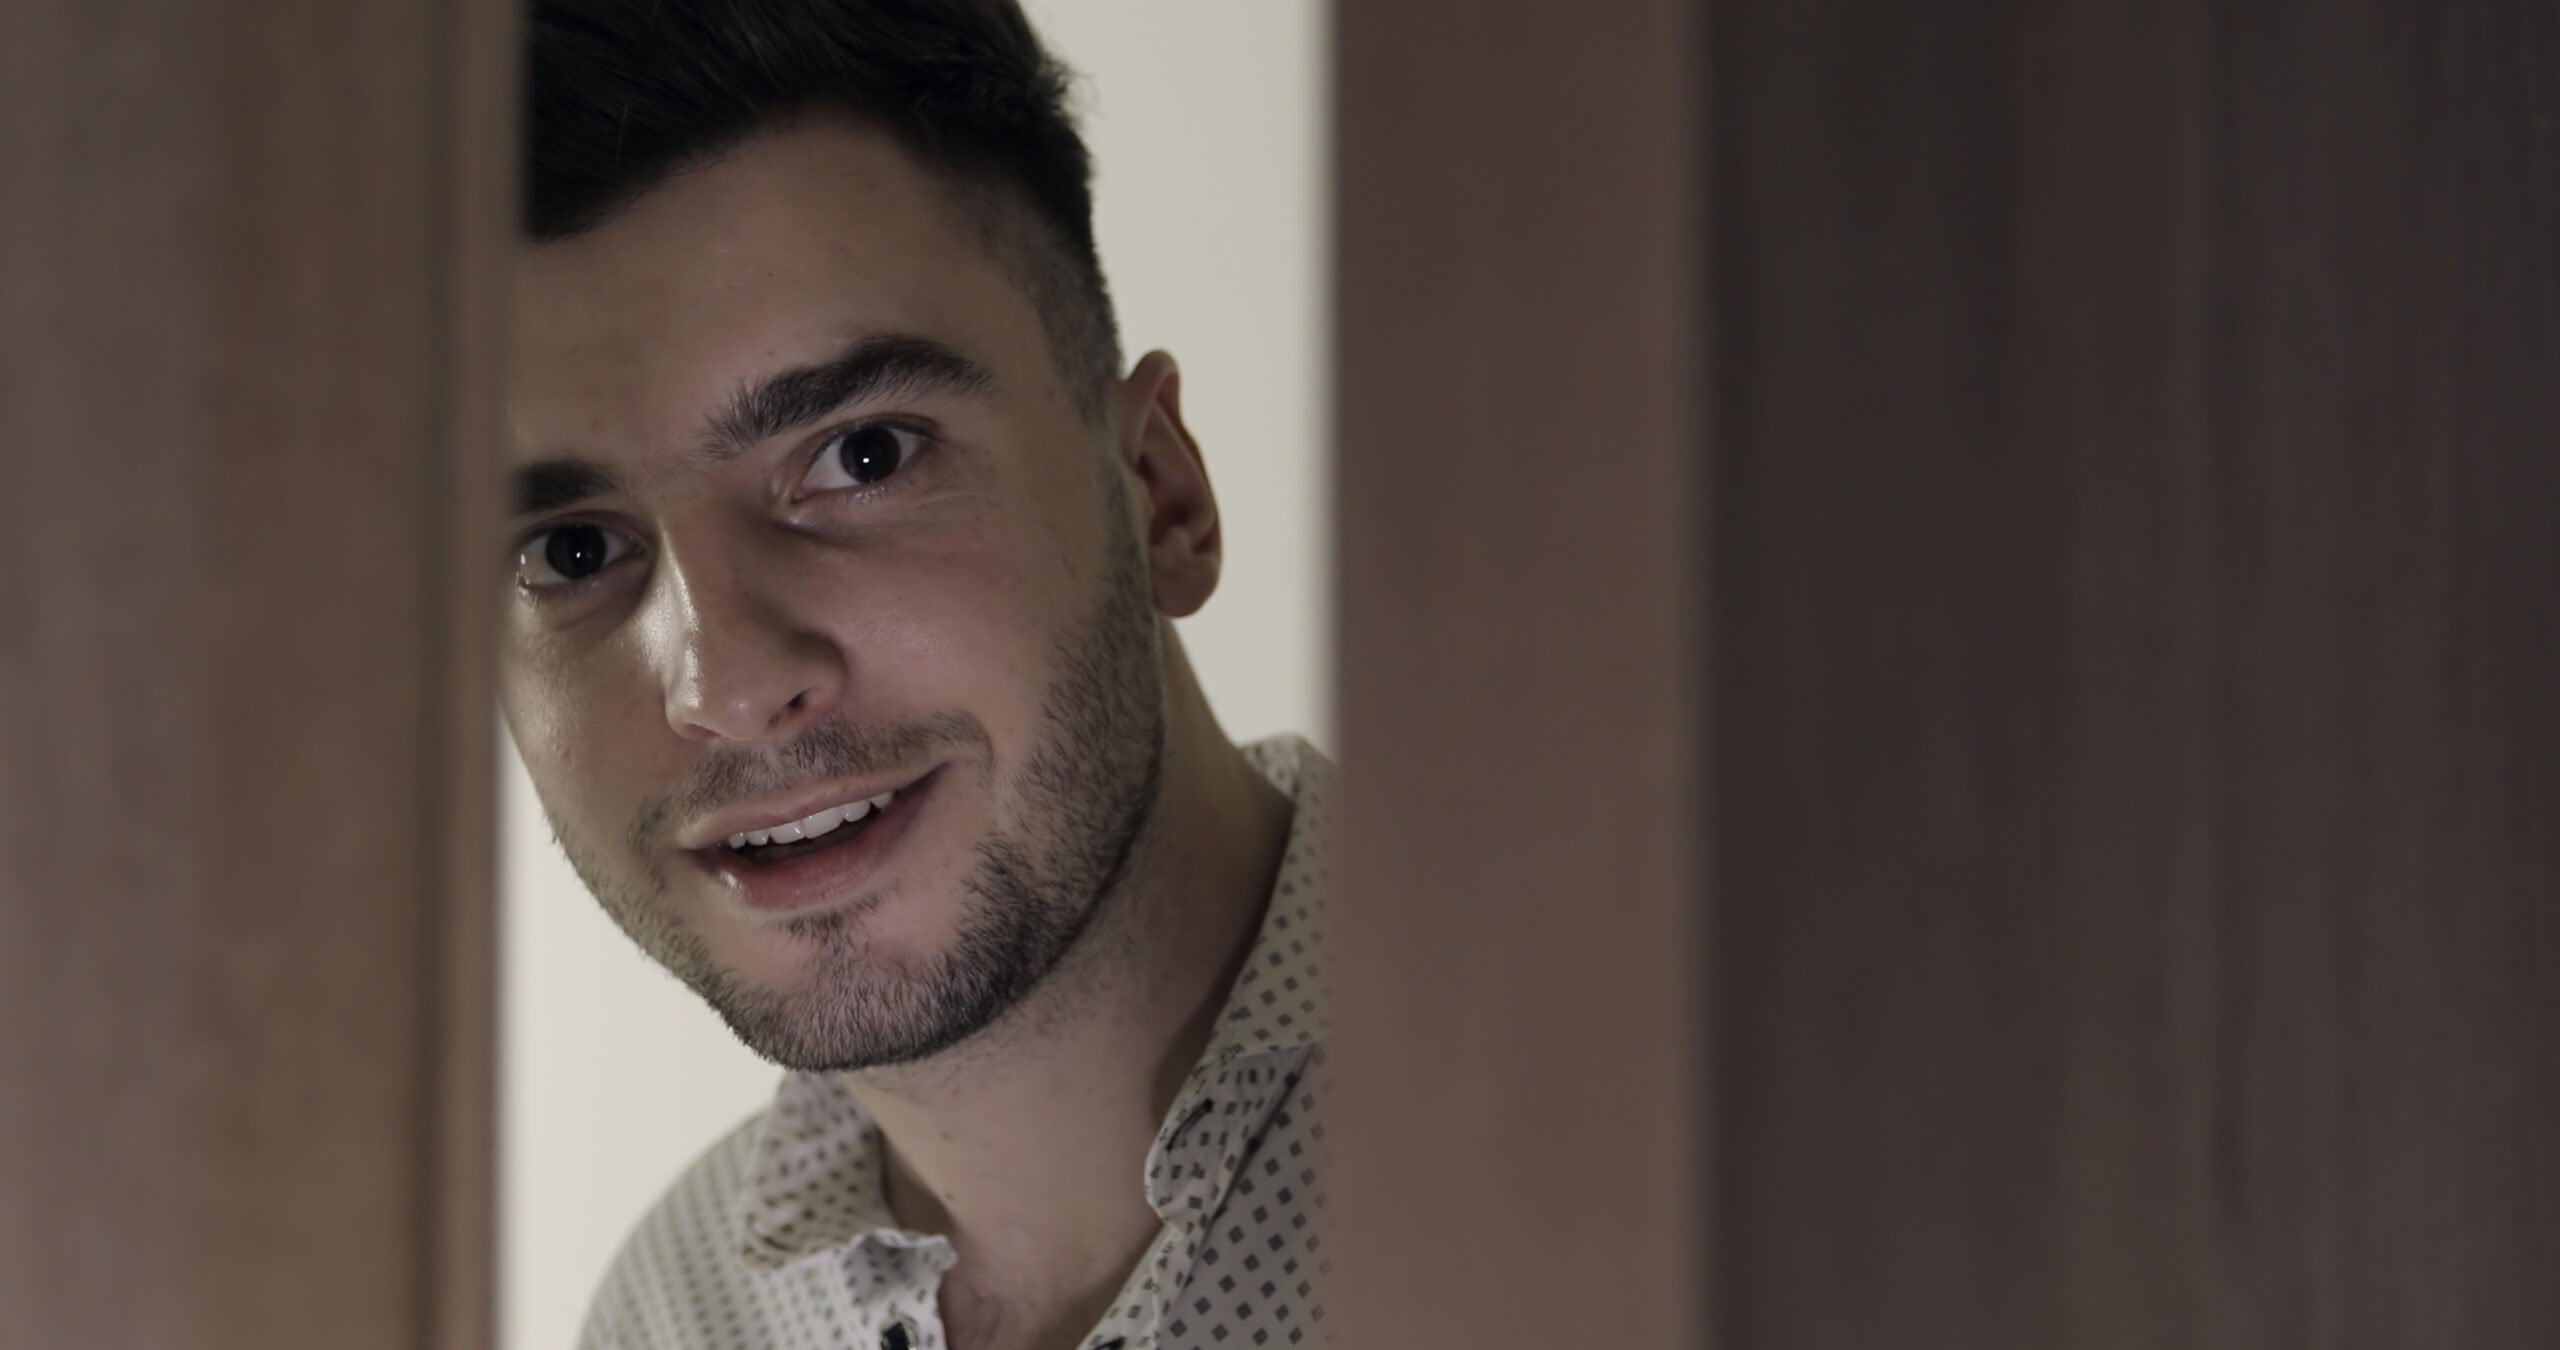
702;333;996;462
514;459;620;516
508;333;997;518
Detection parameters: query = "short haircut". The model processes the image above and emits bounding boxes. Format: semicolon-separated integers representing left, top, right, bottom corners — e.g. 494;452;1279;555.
526;0;1123;413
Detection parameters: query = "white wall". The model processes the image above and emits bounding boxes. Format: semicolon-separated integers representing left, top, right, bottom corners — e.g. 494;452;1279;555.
499;6;1331;1347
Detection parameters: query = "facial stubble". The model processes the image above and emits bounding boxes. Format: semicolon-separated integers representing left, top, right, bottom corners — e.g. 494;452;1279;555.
541;509;1167;1072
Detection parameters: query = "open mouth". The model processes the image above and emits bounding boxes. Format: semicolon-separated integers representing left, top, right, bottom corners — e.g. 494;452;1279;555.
692;767;942;916
722;787;900;866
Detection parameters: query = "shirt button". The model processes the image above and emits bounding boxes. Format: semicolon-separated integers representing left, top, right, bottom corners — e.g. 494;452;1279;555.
881;1320;913;1350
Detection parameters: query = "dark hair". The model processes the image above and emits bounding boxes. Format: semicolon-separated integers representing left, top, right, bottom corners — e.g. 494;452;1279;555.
527;0;1122;410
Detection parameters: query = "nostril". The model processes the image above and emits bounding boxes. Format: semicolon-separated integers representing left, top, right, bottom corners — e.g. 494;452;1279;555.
768;688;813;731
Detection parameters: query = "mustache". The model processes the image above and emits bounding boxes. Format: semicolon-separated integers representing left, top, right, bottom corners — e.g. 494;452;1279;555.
629;711;988;853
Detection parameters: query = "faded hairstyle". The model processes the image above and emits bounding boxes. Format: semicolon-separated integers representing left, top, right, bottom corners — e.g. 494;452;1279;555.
526;0;1123;411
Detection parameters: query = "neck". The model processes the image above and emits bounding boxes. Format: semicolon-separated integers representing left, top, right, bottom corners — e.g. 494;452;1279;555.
843;671;1294;1343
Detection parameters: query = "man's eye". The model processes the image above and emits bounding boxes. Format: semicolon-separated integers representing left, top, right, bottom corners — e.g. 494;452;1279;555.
801;423;926;493
516;522;638;590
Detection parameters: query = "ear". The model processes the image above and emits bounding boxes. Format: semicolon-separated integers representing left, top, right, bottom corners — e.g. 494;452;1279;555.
1110;349;1222;618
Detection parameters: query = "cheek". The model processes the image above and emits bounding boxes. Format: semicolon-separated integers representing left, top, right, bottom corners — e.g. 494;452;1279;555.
499;640;666;820
830;518;1090;748
503;636;595;759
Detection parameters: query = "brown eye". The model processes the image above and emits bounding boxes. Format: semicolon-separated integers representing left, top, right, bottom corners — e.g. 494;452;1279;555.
547;525;610;578
516;522;637;590
802;423;925;492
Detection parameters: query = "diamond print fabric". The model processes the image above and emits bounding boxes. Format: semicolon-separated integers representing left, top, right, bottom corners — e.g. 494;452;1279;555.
580;736;1334;1350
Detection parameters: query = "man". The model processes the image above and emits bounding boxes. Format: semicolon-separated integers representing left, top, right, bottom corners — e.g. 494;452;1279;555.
501;4;1331;1348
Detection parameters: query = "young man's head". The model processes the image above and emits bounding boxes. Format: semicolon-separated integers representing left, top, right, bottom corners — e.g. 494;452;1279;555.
502;0;1226;1072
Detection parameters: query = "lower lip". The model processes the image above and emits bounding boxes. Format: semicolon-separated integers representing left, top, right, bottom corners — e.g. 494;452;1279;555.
691;768;941;916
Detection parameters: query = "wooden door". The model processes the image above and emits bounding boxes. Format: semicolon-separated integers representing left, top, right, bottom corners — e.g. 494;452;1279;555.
0;2;511;1346
1334;1;2560;1346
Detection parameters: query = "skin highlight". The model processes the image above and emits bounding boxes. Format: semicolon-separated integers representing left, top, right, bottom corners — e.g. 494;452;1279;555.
501;116;1293;1350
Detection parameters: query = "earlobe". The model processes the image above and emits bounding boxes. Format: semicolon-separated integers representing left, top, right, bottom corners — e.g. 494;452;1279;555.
1117;350;1222;619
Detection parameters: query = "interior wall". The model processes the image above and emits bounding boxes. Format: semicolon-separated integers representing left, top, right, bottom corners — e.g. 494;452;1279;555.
497;7;1331;1347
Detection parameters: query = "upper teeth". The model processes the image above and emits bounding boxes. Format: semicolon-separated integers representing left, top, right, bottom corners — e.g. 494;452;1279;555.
728;791;895;850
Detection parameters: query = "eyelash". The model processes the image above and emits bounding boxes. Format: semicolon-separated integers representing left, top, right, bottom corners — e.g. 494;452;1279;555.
510;517;644;598
793;417;937;502
509;416;938;601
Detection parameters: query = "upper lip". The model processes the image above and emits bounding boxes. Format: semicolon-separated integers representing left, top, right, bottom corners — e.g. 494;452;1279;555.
676;766;935;851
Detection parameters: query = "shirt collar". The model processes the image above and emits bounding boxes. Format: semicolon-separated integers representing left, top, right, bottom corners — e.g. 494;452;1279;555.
1194;735;1332;1064
735;735;1334;1267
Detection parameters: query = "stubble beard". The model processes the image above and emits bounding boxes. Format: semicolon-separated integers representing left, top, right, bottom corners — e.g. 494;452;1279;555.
543;520;1167;1072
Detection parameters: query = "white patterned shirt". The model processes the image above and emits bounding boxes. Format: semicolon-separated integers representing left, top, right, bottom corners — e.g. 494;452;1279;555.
580;737;1334;1350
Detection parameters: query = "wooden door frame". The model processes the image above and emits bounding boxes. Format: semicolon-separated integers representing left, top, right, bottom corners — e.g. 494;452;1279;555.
0;1;511;1345
1333;1;2560;1346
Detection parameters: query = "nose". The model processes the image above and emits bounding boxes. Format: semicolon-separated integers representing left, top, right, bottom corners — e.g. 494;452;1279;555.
644;537;844;744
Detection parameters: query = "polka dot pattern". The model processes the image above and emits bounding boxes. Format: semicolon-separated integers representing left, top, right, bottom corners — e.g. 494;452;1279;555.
580;737;1335;1350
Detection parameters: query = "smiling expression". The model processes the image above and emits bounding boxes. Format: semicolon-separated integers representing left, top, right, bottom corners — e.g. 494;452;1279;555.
501;117;1177;1070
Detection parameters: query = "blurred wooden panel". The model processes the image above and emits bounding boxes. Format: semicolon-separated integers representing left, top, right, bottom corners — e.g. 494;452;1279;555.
1337;0;2557;1346
0;1;510;1346
1329;3;1710;1348
1708;0;2560;1344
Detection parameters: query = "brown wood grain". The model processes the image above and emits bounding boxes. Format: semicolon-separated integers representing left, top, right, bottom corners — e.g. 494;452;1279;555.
0;1;507;1346
1707;0;2560;1344
1330;3;1712;1348
1336;0;2558;1346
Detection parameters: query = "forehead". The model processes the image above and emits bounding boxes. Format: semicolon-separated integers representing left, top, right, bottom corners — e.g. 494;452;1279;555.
509;117;1027;466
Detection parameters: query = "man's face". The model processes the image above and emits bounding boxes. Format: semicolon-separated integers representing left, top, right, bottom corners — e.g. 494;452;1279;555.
502;118;1165;1071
